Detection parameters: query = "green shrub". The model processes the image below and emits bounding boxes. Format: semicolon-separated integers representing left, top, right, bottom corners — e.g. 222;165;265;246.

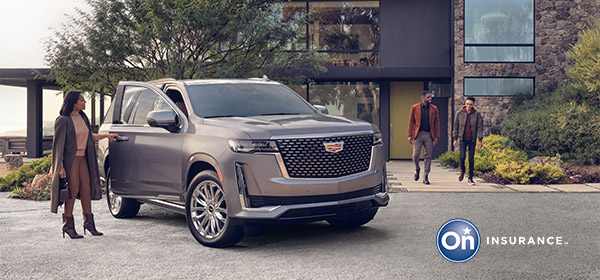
501;83;600;165
0;155;52;192
438;135;569;184
10;173;52;201
437;135;526;175
495;161;535;184
566;19;600;96
494;162;568;185
530;163;568;184
438;150;459;168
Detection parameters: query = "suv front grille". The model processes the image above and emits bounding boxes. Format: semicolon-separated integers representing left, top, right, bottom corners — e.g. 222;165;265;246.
276;134;372;178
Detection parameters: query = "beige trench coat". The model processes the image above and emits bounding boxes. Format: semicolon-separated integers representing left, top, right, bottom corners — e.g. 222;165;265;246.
50;112;102;214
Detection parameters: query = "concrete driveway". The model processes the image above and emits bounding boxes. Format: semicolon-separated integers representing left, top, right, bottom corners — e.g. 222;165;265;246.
1;191;599;279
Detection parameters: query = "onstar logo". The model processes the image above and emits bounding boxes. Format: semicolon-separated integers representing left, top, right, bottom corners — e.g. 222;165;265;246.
436;218;481;263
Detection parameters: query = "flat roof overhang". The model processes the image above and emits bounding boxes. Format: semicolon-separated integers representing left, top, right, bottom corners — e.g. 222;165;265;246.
0;68;60;89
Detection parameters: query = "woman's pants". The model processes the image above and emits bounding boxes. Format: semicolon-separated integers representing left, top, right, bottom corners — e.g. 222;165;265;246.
459;140;476;179
64;156;92;216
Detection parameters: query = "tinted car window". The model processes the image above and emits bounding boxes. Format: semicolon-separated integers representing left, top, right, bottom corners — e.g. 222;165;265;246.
121;86;141;123
185;84;315;118
153;97;173;111
131;89;160;125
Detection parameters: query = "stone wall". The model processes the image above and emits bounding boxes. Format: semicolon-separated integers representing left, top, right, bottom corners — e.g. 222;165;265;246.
453;0;600;137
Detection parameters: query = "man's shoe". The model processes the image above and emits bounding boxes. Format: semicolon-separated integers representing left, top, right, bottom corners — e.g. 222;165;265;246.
414;169;420;181
423;175;430;185
468;178;475;185
458;172;465;182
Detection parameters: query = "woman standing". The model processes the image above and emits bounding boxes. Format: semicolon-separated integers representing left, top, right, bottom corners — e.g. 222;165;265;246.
50;91;118;239
452;97;484;185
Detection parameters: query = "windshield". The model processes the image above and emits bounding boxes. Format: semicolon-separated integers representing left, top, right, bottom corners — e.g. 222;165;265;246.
185;83;316;118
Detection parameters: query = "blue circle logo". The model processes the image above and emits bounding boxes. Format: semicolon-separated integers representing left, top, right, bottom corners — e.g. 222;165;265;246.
436;218;481;263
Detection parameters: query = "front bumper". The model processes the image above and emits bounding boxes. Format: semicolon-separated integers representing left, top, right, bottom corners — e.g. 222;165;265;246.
231;192;389;220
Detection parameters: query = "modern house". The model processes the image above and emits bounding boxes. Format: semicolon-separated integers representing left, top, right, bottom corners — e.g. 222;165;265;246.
283;0;599;160
1;0;598;159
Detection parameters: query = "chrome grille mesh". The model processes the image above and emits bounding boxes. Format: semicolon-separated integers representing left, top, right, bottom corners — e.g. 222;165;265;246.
276;134;372;178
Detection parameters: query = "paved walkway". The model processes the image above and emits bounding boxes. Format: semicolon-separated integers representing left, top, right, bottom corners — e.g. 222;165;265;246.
386;160;600;193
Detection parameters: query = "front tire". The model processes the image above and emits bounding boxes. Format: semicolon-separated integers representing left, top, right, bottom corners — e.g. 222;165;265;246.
327;208;378;228
106;168;141;218
185;170;243;248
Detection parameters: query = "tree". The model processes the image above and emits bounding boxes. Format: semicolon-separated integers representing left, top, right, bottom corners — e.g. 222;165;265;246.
566;19;600;98
45;0;326;96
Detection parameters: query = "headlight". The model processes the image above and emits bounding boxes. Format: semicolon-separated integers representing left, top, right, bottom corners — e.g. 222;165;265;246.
373;132;383;146
228;139;279;153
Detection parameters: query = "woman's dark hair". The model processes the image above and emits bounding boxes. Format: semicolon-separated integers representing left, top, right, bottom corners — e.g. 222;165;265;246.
59;91;82;116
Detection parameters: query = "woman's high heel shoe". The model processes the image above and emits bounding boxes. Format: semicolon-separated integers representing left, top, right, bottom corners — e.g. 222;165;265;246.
83;213;103;236
62;214;83;239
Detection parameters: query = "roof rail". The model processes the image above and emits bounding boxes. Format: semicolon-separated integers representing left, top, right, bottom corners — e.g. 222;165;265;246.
248;75;270;81
148;78;177;84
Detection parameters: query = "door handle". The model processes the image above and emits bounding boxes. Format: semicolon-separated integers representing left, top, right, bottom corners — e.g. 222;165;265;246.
390;123;393;143
115;136;129;142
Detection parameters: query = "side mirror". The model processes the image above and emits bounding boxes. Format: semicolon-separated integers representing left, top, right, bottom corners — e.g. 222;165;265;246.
313;105;329;114
147;109;179;132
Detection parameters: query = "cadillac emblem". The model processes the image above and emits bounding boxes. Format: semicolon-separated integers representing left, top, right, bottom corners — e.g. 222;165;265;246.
323;141;344;153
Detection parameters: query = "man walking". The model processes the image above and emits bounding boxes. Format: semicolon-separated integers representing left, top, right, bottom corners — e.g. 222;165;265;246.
453;97;484;185
408;91;440;184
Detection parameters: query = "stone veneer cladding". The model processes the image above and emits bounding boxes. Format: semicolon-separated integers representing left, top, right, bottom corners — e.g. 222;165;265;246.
453;0;600;138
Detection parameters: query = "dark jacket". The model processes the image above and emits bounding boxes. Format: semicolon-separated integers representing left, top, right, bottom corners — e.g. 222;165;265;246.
453;108;484;142
408;103;440;139
50;112;102;213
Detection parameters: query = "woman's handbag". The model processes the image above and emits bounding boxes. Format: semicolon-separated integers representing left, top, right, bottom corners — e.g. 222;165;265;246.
59;178;71;205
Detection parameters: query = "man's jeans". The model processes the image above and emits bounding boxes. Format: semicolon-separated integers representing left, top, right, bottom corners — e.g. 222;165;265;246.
460;140;476;179
413;131;433;175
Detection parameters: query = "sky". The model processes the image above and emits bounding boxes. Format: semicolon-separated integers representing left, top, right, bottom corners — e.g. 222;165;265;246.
0;0;94;134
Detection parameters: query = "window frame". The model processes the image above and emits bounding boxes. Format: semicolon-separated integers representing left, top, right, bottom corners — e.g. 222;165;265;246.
285;0;381;67
463;76;535;97
463;0;535;63
114;82;188;133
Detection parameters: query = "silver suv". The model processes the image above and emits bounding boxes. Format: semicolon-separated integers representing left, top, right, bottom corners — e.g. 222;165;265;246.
97;78;389;247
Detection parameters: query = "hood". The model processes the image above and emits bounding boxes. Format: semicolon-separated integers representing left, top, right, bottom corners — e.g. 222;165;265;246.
201;114;376;139
462;106;477;114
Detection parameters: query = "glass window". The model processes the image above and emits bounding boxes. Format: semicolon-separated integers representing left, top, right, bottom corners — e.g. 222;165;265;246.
282;2;307;51
323;52;379;67
465;46;534;62
131;89;161;125
282;1;380;67
121;86;142;123
153;97;173;111
428;81;452;98
186;83;316;118
309;82;380;126
464;78;534;96
309;1;379;50
464;0;534;62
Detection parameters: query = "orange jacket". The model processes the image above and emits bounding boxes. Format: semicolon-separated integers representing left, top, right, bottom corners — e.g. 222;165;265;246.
407;103;440;139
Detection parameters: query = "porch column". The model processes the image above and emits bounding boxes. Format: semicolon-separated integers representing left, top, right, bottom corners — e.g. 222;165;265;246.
26;80;43;158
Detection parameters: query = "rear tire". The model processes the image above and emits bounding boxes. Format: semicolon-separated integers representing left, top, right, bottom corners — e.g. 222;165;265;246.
327;208;378;228
106;168;141;218
185;170;244;248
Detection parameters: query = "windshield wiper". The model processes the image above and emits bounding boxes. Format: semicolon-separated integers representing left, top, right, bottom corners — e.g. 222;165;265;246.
259;113;300;116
